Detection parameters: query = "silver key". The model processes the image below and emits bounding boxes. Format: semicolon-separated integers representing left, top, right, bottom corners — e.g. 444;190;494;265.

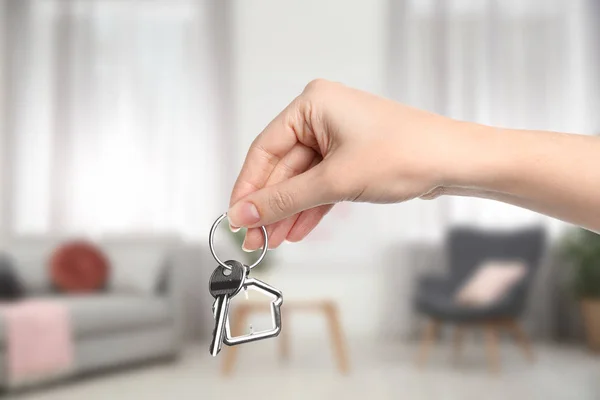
208;260;245;356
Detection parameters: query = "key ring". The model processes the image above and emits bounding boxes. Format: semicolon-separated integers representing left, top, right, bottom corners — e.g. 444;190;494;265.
208;212;268;271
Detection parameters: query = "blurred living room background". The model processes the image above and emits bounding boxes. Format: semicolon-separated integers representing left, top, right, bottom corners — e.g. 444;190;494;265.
1;0;600;399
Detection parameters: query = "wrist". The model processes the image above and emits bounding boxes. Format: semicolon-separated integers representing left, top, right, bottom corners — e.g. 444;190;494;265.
440;121;518;194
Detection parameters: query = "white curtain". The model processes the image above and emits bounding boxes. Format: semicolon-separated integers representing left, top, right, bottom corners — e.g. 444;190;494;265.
390;0;599;238
3;0;222;240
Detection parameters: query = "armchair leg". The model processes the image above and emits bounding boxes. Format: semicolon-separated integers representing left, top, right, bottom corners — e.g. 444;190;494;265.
484;324;500;374
507;319;535;363
416;319;440;368
453;325;465;363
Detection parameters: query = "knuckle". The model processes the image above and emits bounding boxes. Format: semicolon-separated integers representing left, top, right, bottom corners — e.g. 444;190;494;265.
249;139;280;167
268;190;295;215
304;78;328;92
303;78;333;97
297;79;341;137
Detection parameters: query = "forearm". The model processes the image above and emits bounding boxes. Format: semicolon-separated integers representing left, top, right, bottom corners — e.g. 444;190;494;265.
447;124;600;232
226;80;600;242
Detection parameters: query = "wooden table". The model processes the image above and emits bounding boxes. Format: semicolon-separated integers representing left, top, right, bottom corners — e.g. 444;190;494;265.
221;299;350;375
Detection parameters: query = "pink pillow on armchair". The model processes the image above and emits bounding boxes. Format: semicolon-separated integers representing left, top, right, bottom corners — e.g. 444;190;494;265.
454;260;526;307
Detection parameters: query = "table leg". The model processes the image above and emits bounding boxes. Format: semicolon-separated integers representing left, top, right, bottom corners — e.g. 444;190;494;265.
279;310;291;362
221;306;247;376
325;302;350;374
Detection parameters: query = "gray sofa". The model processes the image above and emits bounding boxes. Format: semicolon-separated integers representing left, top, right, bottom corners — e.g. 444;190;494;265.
0;235;186;389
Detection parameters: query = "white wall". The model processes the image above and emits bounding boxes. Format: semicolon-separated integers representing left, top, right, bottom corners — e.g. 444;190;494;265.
230;0;420;338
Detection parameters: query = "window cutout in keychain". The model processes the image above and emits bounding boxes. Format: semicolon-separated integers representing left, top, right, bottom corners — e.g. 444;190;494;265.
223;279;282;345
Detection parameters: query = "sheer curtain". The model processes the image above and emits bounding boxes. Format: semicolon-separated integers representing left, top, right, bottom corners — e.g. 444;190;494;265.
2;0;223;240
390;0;599;238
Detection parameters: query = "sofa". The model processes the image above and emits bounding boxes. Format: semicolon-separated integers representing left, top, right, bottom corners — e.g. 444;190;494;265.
0;235;187;389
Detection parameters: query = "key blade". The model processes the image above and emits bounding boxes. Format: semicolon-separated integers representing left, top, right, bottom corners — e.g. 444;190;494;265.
211;298;218;317
209;295;230;357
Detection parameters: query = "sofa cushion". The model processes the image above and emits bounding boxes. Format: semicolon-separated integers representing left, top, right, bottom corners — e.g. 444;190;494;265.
0;295;171;347
100;237;180;296
3;236;68;294
64;295;172;339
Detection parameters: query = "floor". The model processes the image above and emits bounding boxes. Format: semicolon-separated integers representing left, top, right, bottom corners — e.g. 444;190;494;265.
9;339;600;400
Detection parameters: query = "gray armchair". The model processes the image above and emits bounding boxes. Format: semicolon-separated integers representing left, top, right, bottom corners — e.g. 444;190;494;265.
414;226;546;372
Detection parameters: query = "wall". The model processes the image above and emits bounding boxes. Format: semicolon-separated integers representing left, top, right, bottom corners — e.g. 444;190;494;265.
230;0;418;338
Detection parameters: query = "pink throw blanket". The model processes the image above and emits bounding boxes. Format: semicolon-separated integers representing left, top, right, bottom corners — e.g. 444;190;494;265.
0;299;74;388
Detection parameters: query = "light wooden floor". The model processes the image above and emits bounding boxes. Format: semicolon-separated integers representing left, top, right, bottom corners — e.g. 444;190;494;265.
12;339;600;400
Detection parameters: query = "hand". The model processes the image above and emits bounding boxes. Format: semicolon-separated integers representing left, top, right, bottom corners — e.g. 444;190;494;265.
228;79;600;244
227;79;475;250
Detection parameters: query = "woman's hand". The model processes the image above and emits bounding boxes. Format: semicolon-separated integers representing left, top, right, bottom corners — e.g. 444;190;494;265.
226;79;478;250
228;79;600;250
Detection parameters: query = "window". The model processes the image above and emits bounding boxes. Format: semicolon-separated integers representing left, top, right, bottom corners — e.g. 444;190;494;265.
3;0;223;239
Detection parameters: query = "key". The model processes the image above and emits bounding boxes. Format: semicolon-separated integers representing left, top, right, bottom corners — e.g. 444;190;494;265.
208;260;245;356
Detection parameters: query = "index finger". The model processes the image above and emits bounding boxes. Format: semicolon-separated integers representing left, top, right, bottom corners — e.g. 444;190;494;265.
229;98;303;208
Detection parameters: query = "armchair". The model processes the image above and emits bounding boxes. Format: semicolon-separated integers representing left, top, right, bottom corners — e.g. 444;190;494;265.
413;226;546;372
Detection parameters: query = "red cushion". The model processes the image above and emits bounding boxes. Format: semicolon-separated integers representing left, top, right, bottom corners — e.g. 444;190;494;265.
50;241;109;293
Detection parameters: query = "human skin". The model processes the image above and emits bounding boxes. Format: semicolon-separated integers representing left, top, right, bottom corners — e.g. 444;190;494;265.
227;79;600;250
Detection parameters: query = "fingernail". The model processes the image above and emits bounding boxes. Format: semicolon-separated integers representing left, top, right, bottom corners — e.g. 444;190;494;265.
228;202;260;227
242;239;256;252
227;215;241;232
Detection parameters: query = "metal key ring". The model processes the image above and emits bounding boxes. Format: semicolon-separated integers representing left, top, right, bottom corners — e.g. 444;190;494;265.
209;212;268;271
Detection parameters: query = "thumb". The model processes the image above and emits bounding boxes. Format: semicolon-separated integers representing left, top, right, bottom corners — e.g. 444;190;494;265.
227;164;333;228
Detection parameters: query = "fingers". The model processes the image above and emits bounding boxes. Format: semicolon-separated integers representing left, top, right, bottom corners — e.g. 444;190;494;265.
228;97;307;218
266;214;301;248
228;161;334;228
228;81;335;242
287;204;334;242
242;204;334;250
265;155;324;248
242;144;317;250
